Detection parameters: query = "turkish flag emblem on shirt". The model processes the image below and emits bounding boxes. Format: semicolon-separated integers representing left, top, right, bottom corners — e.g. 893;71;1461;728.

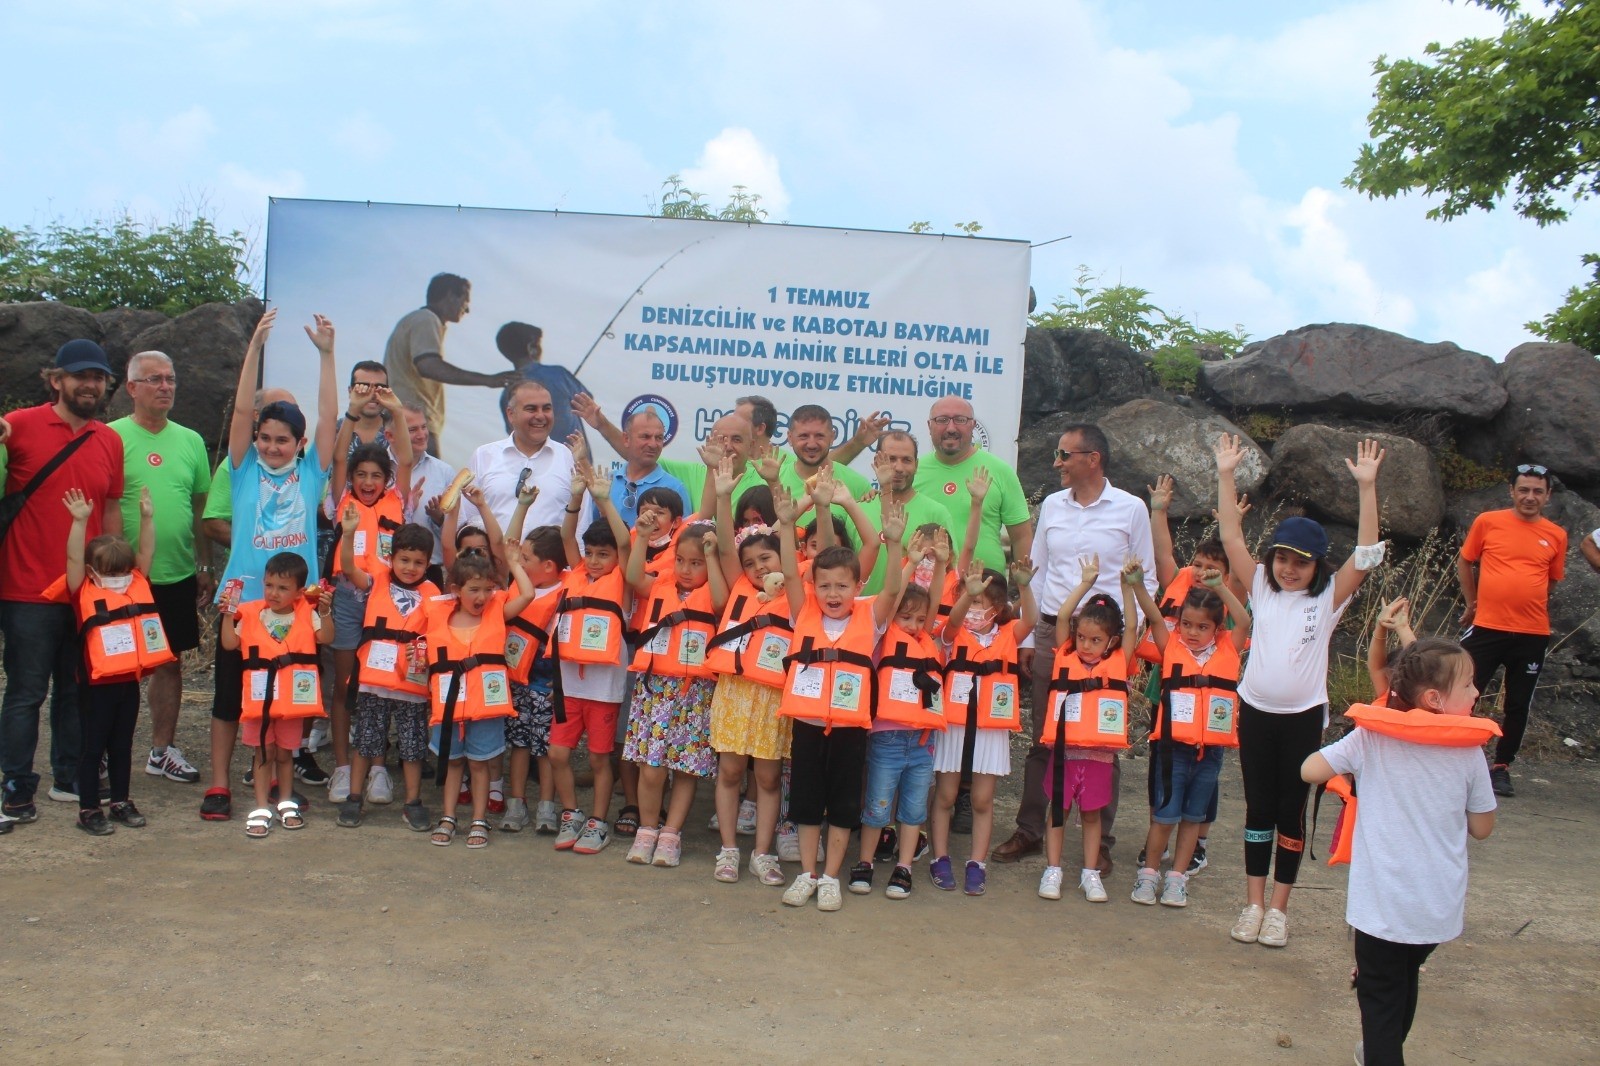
148;454;164;467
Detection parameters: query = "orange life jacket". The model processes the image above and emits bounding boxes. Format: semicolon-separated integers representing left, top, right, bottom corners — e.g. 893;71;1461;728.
331;489;404;577
424;592;514;727
943;622;1023;732
236;598;326;724
59;571;175;682
1042;648;1130;750
630;571;718;678
931;569;961;622
1324;701;1502;866
874;622;946;731
705;575;793;689
778;593;877;731
506;582;564;685
1152;637;1242;750
556;567;628;666
355;571;439;696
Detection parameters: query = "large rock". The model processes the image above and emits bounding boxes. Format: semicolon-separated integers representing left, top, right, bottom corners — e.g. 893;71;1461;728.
1268;424;1444;540
95;308;170;369
1492;341;1600;485
121;299;263;451
0;301;104;410
1201;323;1507;421
1020;327;1153;426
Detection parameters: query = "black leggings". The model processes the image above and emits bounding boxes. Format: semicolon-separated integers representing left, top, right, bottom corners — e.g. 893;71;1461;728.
1461;625;1547;766
1238;701;1324;884
78;680;140;808
1354;929;1436;1066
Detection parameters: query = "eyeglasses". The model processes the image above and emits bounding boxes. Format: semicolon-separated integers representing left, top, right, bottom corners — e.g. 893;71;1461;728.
930;415;974;427
1054;448;1096;462
129;375;177;387
1516;464;1549;476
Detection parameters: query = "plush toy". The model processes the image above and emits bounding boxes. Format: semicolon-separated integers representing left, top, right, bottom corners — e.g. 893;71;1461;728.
757;571;786;602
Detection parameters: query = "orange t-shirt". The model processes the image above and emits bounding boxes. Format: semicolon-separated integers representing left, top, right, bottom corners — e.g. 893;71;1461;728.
1461;509;1566;635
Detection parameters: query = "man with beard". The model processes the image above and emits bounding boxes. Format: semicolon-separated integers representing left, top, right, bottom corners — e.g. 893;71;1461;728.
861;430;949;594
912;396;1033;572
459;380;580;536
606;406;687;527
0;340;125;825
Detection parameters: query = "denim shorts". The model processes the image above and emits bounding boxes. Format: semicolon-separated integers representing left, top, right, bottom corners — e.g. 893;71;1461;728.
861;728;936;829
331;581;367;651
429;717;507;763
1148;742;1224;825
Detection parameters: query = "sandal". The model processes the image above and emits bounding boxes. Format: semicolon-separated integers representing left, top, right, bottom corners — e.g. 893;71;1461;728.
430;815;458;846
245;808;273;839
614;805;640;838
201;787;232;822
277;799;305;830
466;819;491;849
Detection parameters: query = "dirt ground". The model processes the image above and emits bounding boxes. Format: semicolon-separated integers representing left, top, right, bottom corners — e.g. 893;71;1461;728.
2;682;1596;1065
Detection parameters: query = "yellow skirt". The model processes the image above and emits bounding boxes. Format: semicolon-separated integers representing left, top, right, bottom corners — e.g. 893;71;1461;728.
709;675;791;761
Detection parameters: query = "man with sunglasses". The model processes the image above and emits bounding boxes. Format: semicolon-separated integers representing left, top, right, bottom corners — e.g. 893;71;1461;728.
1458;463;1567;797
912;396;1033;572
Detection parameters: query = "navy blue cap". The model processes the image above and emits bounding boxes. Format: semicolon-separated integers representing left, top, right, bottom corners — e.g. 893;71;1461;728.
1270;516;1329;560
54;339;113;375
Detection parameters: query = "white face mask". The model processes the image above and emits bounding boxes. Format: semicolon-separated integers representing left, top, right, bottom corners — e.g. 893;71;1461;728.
92;570;133;593
261;457;297;477
913;556;935;588
963;606;996;633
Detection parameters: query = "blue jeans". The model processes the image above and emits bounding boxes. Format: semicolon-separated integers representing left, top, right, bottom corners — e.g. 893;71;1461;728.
1;601;83;801
862;728;936;828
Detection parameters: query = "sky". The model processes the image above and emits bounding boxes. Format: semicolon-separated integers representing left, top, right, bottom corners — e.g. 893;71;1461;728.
2;0;1592;359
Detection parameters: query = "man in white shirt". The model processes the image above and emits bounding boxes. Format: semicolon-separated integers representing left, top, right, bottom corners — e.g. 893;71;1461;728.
459;381;582;538
992;423;1157;871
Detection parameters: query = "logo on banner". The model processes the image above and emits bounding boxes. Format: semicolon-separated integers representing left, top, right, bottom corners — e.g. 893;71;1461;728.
622;395;680;445
971;420;991;451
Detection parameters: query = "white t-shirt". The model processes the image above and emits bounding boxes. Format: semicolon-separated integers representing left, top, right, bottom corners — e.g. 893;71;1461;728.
1237;563;1349;713
1321;729;1496;944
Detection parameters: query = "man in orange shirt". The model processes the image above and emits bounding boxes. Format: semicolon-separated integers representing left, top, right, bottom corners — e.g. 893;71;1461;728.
1457;464;1567;797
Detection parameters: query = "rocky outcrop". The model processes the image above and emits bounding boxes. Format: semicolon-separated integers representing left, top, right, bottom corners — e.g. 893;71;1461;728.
110;299;262;442
0;302;103;409
1096;398;1268;519
1020;327;1153;424
1492;341;1600;485
1269;425;1444;541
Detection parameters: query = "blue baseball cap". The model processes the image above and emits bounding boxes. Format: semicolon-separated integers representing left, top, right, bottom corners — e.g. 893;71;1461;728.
1270;516;1329;560
54;339;114;375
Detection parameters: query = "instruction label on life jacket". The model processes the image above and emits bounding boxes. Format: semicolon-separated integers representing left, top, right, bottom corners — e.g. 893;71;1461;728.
99;623;136;659
1169;691;1197;724
791;665;824;698
948;673;974;706
366;642;399;673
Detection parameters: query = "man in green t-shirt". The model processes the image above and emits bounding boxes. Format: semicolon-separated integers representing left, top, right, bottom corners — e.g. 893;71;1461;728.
111;351;215;784
861;431;950;594
911;396;1033;572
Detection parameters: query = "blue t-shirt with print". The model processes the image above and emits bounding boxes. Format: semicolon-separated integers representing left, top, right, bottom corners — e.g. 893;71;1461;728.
217;445;331;605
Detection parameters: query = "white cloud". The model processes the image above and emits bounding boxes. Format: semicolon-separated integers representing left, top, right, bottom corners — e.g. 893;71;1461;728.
680;127;790;219
220;163;306;203
1270;186;1416;332
115;106;215;167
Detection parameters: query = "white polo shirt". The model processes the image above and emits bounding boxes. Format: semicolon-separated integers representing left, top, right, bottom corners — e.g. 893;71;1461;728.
1032;478;1157;616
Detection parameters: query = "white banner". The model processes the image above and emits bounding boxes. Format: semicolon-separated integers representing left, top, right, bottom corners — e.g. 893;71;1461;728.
262;199;1030;470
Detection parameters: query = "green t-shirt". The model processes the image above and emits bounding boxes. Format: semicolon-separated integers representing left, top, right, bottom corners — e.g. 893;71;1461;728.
110;417;212;585
861;491;951;594
911;449;1031;572
203;460;232;520
663;452;871;536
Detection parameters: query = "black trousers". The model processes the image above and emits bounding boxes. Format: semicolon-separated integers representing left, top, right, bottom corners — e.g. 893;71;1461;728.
1354;929;1436;1066
78;680;140;808
1460;624;1547;766
1238;702;1324;883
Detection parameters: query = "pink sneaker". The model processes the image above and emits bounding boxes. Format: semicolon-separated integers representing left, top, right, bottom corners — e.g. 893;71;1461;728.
651;828;683;867
627;826;659;864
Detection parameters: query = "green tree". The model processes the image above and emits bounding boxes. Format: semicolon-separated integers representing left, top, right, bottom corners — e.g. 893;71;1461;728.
653;174;768;222
1346;0;1600;350
0;208;254;316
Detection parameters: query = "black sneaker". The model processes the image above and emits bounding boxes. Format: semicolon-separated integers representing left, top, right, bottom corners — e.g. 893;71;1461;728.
951;789;974;834
77;809;114;836
873;827;898;863
2;800;38;824
848;861;875;895
1490;764;1514;797
1187;841;1209;874
293;750;330;786
886;864;914;899
337;795;364;828
108;801;146;827
242;765;254;786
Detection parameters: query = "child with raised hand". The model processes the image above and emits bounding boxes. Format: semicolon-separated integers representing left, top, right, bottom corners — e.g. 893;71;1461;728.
502;525;567;834
622;518;725;867
549;460;633;854
1034;555;1138;903
1368;597;1417;699
929;555;1037;897
60;486;169;835
1216;432;1385;948
776;487;902;912
1125;559;1252;908
1302;639;1497;1066
424;537;535;848
336;508;439;830
222;552;335;838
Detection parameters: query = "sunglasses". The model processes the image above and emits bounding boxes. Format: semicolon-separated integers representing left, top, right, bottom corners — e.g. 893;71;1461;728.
1516;464;1549;477
1054;448;1096;462
623;480;640;511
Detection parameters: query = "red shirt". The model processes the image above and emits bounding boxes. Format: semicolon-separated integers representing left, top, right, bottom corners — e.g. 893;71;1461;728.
0;403;125;603
1461;508;1566;636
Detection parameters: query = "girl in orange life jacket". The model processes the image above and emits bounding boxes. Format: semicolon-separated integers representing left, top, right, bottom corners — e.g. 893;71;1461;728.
62;486;166;836
547;460;633;855
424;541;535;849
706;453;795;885
335;511;438;830
776;483;905;913
929;555;1038;898
327;433;414;812
1125;563;1253;909
1303;640;1497;1066
1032;555;1139;903
620;516;726;867
221;551;336;838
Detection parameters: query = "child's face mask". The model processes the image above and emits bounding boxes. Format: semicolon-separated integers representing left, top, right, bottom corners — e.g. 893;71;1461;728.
92;570;133;594
963;606;996;632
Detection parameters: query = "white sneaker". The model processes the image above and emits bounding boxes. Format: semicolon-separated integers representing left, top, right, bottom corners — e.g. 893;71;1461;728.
499;797;530;831
776;821;801;862
146;745;201;783
1080;869;1108;903
1259;907;1289;948
714;846;741;882
1038;866;1064;900
1231;903;1266;943
736;798;758;835
782;872;817;907
750;852;785;886
533;800;559;834
47;785;78;803
327;764;352;802
1131;870;1159;906
1160;871;1188;908
816;874;843;912
366;766;394;805
305;720;330;753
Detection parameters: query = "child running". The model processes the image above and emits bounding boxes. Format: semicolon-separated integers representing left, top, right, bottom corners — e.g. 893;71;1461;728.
1302;639;1497;1066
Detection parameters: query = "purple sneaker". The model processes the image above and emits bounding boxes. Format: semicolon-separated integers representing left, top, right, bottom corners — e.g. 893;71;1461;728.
964;860;987;896
930;855;956;891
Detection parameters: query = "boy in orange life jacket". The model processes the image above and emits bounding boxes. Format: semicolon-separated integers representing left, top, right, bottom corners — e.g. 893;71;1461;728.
776;485;905;913
221;552;336;838
501;515;567;835
1302;640;1496;1066
335;511;438;830
550;461;633;855
62;486;167;835
1125;562;1252;908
